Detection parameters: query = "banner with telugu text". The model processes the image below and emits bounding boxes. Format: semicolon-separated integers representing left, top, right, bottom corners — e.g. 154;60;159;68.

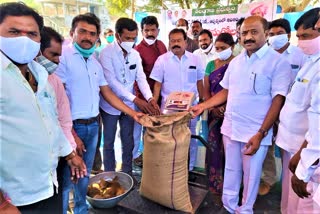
160;0;277;43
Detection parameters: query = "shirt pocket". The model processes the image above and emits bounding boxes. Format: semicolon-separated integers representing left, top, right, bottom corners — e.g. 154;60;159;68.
38;92;58;118
253;73;271;95
289;81;309;106
187;67;197;84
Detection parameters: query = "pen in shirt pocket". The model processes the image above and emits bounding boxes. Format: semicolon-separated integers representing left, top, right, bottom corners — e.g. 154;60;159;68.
296;77;309;83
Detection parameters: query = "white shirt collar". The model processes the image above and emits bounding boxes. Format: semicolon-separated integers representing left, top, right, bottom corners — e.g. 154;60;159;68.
306;51;320;63
244;43;269;59
169;50;191;60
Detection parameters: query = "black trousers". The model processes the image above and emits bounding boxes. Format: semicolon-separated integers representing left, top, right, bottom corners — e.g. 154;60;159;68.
17;186;62;214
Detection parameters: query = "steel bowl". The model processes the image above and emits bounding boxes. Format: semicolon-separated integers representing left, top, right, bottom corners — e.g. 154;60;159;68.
86;171;134;209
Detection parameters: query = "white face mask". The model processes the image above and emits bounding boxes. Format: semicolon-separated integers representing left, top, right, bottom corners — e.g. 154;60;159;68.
120;41;134;53
144;38;156;46
201;43;213;54
0;36;40;64
217;47;232;61
268;34;288;50
177;26;187;33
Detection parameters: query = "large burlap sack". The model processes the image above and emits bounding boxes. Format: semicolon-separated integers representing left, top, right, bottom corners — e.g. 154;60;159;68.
139;112;193;213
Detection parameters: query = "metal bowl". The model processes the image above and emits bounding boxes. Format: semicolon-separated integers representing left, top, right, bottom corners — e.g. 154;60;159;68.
86;171;134;209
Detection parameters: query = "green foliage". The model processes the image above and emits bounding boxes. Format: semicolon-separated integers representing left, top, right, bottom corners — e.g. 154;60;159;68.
106;0;131;17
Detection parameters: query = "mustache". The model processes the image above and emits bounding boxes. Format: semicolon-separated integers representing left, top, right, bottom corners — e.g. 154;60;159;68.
172;45;181;49
147;36;155;39
81;40;93;45
244;39;255;44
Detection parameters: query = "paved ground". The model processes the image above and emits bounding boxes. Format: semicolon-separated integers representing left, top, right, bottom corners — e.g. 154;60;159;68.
84;128;282;213
87;164;281;214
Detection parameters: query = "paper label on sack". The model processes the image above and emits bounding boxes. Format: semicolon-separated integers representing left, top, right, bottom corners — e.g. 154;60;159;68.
164;92;195;111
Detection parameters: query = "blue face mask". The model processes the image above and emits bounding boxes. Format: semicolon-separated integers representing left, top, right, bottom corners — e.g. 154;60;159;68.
73;42;96;58
106;35;114;43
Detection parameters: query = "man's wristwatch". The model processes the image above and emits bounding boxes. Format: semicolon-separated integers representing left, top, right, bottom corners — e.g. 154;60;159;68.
258;128;268;137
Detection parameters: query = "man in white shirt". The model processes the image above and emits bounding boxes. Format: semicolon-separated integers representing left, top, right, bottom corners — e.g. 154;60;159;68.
275;8;320;214
232;17;245;56
193;29;216;69
290;13;320;208
55;13;143;214
0;3;86;214
259;17;306;196
150;28;204;171
99;17;159;175
191;16;291;213
268;18;305;82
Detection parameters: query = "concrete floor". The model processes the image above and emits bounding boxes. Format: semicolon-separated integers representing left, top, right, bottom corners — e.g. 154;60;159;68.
80;125;282;214
87;168;282;214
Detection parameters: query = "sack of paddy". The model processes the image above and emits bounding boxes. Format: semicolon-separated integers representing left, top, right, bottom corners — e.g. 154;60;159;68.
139;111;193;213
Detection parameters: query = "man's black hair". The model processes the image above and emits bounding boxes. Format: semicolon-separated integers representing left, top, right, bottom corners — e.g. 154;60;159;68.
294;7;320;30
192;20;202;27
115;17;138;35
236;17;245;28
40;26;64;52
141;16;159;29
169;28;187;40
0;2;44;32
269;18;291;33
71;12;101;35
199;29;213;40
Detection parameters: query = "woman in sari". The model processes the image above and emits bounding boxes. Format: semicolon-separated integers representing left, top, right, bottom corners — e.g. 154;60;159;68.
205;33;235;195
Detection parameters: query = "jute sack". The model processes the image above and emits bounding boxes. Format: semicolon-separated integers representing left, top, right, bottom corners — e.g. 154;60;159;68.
139;112;193;213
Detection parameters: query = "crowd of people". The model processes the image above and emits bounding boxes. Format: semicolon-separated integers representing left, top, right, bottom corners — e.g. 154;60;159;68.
0;1;319;214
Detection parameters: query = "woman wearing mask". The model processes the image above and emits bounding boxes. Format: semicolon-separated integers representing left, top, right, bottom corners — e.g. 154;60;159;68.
205;33;235;198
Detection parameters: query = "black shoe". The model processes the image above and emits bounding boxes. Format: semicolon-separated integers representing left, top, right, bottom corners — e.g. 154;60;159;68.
217;206;231;214
133;154;143;167
91;169;103;175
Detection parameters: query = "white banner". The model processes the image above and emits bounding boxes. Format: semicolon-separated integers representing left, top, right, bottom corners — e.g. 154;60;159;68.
160;0;277;45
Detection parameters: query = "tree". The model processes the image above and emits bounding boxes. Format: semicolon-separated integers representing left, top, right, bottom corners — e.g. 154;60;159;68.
106;0;131;17
106;0;222;15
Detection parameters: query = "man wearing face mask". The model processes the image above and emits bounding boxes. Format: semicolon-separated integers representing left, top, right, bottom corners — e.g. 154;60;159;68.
0;3;87;214
133;16;167;167
176;18;199;53
55;13;144;214
104;28;114;44
36;26;90;212
268;18;305;82
275;8;320;214
151;28;205;171
194;29;217;71
99;17;160;176
258;18;306;196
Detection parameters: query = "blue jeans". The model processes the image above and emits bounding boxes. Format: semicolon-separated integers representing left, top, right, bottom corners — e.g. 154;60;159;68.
100;110;134;174
62;121;99;214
